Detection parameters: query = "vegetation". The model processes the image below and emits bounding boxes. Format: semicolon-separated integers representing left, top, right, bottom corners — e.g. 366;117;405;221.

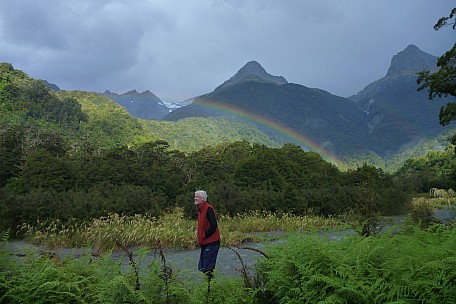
2;60;455;239
0;137;414;235
18;209;349;251
140;117;279;153
418;7;456;145
395;144;456;193
384;129;456;172
256;224;456;304
2;223;455;303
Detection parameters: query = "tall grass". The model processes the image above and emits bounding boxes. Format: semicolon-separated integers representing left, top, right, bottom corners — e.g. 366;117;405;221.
20;208;350;251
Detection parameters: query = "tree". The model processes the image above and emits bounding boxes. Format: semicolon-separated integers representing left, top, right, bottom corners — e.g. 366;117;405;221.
0;126;23;187
417;8;456;144
345;164;389;236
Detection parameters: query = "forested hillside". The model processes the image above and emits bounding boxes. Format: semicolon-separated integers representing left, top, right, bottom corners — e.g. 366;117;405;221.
140;117;279;152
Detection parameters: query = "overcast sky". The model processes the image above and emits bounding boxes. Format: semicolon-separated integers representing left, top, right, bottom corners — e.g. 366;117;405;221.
0;0;454;101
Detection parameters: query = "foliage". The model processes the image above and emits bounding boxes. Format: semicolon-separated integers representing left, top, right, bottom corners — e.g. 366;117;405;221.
56;90;149;151
0;61;438;241
384;130;456;173
342;151;386;172
410;197;438;228
395;145;456;192
0;126;23;187
257;226;456;303
417;8;456;144
0;138;411;234
343;164;409;236
0;245;252;303
410;191;456;228
0;245;197;304
0;63;87;129
140;117;279;153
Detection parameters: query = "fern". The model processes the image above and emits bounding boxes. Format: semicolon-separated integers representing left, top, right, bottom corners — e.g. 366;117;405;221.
257;226;456;303
0;230;9;243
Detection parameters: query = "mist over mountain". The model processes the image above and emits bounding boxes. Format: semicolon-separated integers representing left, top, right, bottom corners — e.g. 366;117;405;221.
102;89;170;120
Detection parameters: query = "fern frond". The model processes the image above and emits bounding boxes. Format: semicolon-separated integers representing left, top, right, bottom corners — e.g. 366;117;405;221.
0;229;9;243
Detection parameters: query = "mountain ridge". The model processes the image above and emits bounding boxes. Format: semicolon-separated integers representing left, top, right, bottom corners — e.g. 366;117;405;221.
348;44;453;157
12;43;454;167
164;61;368;157
102;89;169;120
164;45;455;161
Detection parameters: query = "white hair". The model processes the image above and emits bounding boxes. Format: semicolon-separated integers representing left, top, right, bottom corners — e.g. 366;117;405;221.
195;190;207;201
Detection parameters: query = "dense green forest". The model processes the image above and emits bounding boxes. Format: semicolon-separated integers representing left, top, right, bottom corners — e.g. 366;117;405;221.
140;116;280;152
1;62;455;235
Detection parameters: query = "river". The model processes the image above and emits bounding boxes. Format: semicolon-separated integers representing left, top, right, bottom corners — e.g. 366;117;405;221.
3;207;454;280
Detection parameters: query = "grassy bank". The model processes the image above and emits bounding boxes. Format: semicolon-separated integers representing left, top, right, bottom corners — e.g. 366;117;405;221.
18;209;349;251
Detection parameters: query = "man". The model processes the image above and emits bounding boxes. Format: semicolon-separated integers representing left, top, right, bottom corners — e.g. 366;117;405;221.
194;190;220;278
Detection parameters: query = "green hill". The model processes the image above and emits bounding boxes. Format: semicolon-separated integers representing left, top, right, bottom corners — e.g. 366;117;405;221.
0;62;281;156
140;116;279;152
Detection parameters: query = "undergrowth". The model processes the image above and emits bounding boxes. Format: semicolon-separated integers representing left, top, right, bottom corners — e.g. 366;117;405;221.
2;223;455;303
256;223;456;303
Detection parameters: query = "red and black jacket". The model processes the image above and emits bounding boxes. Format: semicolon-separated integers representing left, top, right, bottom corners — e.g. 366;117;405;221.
197;202;221;247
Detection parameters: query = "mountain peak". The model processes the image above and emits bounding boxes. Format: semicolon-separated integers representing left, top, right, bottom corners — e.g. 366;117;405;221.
215;60;288;91
125;89;139;95
386;44;437;77
141;90;159;98
238;60;268;74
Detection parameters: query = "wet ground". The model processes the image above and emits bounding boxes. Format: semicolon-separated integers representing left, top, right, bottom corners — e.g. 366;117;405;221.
4;230;351;280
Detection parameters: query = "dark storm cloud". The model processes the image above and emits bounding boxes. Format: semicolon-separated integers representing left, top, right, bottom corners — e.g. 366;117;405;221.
0;0;175;89
0;0;454;101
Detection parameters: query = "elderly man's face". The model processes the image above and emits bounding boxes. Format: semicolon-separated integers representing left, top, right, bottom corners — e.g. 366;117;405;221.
194;194;205;205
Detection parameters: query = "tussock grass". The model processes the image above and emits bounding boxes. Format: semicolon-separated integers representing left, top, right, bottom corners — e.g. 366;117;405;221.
220;211;345;245
21;208;349;251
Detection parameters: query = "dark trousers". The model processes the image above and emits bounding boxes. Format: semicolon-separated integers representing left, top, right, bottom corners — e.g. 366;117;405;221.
198;242;220;273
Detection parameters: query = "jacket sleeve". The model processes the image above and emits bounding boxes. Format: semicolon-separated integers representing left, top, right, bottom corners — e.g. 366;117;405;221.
205;207;217;239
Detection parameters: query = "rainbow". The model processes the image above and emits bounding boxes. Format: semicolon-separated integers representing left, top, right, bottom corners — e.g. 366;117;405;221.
194;100;347;169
